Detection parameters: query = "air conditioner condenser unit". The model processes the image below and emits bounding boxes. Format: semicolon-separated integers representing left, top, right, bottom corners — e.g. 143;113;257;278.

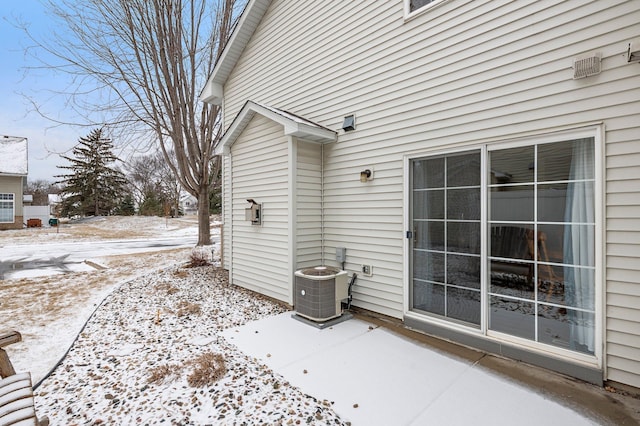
294;266;349;322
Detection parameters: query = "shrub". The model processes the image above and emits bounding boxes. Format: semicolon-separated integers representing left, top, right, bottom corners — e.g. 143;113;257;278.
148;364;182;384
187;352;226;387
187;248;210;267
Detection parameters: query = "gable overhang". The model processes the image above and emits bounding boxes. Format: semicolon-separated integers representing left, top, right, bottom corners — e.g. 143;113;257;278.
200;0;273;105
215;101;337;155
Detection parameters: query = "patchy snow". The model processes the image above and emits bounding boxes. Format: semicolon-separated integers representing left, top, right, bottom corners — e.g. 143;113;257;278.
1;216;347;424
0;216;215;381
0;216;634;424
33;267;345;425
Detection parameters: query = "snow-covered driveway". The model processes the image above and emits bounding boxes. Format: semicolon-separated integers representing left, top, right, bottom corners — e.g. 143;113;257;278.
0;235;202;279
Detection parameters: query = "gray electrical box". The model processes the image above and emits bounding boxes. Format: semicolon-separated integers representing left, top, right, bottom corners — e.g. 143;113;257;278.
336;247;346;263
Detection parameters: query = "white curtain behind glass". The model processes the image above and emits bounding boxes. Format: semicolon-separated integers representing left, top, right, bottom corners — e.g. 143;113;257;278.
563;139;595;353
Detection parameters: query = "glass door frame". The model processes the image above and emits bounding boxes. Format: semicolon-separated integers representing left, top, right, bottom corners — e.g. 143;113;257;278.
403;125;603;366
404;144;489;334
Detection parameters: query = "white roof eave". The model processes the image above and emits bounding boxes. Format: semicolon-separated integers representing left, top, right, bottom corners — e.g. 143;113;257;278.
214;101;337;156
200;0;273;105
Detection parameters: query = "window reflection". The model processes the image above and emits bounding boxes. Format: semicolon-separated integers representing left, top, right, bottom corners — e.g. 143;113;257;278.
538;306;595;355
448;287;481;324
490;186;534;222
413;157;443;189
414;221;444;251
411;151;481;327
490;260;535;300
448;222;480;254
413;190;444;219
488;138;596;354
413;281;445;316
490;145;534;184
490;296;535;340
447;188;480;220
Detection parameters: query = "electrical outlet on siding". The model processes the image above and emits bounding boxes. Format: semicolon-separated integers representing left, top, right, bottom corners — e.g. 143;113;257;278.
361;264;373;277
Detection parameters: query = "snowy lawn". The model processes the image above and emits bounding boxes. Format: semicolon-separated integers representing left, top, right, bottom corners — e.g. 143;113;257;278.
33;266;345;425
1;216;346;424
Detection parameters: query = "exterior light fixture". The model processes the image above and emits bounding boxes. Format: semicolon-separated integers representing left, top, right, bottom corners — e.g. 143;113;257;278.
360;169;372;183
342;114;356;132
628;41;640;62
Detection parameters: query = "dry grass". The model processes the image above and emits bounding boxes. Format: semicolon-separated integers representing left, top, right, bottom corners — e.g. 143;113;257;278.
172;269;189;279
62;224;153;240
148;363;183;384
155;282;179;295
0;215;203;244
187;352;227;387
176;301;202;317
0;270;117;318
0;248;193;335
147;352;226;387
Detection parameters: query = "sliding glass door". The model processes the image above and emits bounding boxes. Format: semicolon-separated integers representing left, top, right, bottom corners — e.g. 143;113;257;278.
409;136;596;356
410;151;482;327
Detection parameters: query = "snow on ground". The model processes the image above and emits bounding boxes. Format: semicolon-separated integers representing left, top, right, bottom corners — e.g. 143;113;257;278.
34;266;345;425
1;215;201;245
1;216;347;424
1;216;207;383
1;216;637;425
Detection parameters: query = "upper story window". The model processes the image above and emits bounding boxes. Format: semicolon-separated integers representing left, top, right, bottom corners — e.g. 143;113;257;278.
406;0;447;17
410;0;435;12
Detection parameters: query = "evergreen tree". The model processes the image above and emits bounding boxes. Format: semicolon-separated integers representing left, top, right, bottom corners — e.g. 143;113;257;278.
138;190;164;217
56;128;129;216
115;194;136;216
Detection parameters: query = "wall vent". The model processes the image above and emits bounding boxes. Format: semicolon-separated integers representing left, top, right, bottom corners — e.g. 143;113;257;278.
573;53;601;79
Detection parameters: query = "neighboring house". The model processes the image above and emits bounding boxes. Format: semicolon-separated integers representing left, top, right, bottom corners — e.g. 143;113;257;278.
48;193;62;217
201;1;640;391
0;135;28;230
180;192;198;216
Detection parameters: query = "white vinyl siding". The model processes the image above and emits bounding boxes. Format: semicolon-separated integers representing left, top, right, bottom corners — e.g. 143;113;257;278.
221;0;640;386
230;114;290;303
605;132;640;388
295;140;323;268
222;154;232;270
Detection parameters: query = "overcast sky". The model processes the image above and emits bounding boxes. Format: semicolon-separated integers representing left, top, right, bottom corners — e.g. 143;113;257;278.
1;1;98;183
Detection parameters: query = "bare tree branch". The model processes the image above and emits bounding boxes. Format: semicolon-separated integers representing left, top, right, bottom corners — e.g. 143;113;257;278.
23;0;245;244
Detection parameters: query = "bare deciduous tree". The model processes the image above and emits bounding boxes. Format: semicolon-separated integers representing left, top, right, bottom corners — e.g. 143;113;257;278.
126;150;182;217
26;0;244;245
25;179;60;206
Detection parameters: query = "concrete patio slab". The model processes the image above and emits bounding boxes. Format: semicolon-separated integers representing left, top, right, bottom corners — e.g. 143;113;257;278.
222;312;597;425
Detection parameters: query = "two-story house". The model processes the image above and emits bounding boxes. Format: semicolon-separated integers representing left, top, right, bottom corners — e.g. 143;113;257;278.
201;0;640;392
0;135;28;230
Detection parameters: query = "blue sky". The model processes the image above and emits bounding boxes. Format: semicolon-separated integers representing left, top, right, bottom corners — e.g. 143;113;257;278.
1;0;86;183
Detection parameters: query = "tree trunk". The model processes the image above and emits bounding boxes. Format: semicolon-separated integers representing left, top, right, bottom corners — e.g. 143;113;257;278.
197;186;211;246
